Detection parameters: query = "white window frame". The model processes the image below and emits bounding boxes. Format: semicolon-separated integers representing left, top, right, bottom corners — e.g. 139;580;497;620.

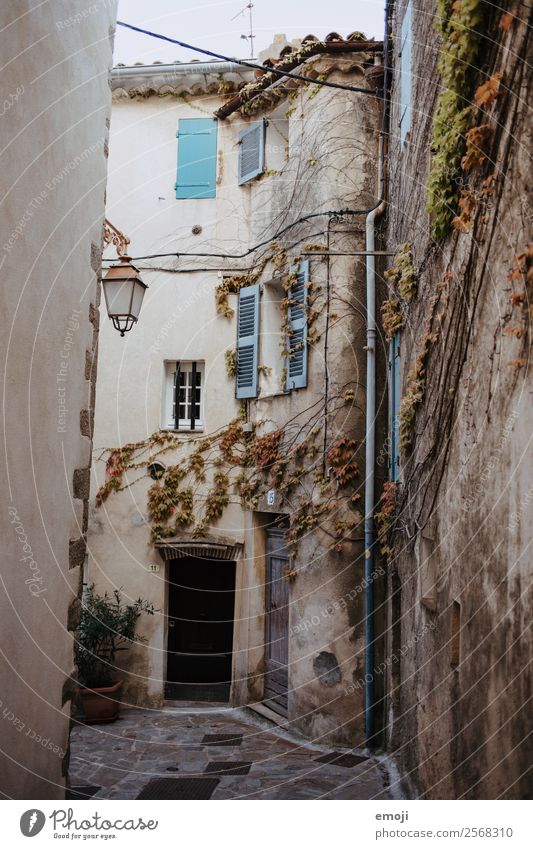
162;360;204;431
258;277;286;397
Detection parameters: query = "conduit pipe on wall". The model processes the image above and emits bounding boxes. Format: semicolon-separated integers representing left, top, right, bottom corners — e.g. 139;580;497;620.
364;0;390;747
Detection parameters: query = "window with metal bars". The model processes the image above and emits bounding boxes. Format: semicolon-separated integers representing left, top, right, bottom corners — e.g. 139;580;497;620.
163;361;204;430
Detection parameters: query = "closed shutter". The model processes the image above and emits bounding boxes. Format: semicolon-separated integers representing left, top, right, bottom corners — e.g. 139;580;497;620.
175;118;217;199
389;332;401;480
238;119;266;185
236;283;260;399
285;261;309;391
399;1;412;145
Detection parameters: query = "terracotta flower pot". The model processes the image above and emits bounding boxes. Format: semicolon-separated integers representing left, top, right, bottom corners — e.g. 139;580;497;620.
79;680;123;724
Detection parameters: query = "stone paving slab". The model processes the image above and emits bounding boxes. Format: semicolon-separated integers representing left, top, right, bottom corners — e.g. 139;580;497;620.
69;706;392;801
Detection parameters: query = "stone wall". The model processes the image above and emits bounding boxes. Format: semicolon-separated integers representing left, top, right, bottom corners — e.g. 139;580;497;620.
385;0;532;798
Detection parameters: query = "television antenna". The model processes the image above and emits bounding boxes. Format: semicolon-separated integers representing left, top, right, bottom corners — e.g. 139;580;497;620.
231;2;255;58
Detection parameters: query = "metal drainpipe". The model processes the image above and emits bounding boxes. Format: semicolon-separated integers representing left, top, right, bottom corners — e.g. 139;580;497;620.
364;0;390;747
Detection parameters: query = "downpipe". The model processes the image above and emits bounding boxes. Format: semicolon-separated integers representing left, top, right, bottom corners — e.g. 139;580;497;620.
364;194;386;746
364;0;390;747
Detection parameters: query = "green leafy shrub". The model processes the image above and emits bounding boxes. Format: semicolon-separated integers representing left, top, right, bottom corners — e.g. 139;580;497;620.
76;585;155;688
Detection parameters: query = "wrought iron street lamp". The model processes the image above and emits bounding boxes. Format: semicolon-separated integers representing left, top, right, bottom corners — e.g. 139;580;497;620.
102;255;147;337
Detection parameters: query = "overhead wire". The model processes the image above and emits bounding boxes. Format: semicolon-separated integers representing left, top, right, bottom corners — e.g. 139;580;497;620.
115;20;381;96
102;207;381;263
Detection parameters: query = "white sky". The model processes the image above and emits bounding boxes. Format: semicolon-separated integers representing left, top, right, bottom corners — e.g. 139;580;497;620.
114;0;385;65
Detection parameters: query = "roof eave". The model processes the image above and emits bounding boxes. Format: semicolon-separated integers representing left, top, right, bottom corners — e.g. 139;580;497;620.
215;40;383;120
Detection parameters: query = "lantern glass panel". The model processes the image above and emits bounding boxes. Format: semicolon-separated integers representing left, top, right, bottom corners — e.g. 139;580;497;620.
131;280;146;319
104;279;134;316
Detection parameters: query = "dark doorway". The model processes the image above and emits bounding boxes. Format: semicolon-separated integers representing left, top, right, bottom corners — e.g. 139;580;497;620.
165;557;235;702
264;526;290;717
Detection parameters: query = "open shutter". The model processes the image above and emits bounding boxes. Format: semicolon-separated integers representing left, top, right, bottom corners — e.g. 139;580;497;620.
285;261;309;391
399;1;412;145
236;283;260;399
175;118;217;198
238;119;265;185
389;332;401;480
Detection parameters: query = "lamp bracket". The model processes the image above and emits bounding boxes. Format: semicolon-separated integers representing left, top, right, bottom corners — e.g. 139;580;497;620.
103;218;131;257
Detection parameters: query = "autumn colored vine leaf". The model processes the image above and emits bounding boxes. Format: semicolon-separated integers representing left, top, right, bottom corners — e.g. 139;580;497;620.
452;190;477;233
503;326;524;339
375;482;397;557
499;12;513;31
462;124;492;172
480;173;495;196
507;246;533;285
327;437;359;486
509;292;525;307
474;73;502;107
381;299;404;340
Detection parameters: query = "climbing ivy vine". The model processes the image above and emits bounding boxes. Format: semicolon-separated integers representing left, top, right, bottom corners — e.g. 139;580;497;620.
427;0;489;239
381;243;417;340
96;417;363;558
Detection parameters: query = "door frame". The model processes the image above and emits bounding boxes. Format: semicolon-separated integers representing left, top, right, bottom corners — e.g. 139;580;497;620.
163;554;238;702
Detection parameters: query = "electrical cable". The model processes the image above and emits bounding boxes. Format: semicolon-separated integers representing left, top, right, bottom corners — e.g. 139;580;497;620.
102;207;380;262
116;21;380;96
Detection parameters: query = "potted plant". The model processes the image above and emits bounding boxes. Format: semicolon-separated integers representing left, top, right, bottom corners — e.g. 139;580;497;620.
76;584;155;724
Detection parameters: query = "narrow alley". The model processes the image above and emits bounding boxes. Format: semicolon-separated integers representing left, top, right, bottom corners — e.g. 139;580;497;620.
1;0;531;837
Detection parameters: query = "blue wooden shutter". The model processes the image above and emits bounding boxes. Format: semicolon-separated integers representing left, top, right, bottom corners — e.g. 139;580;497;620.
399;1;412;145
175;118;217;199
389;332;401;480
238;119;265;185
285;261;309;391
236;284;260;399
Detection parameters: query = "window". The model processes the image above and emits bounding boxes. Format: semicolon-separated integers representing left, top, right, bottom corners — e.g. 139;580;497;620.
238;119;265;184
258;278;285;396
234;263;310;399
236;284;260;399
389;332;401;480
285;261;309;391
162;361;204;430
175;118;217;199
399;1;412;145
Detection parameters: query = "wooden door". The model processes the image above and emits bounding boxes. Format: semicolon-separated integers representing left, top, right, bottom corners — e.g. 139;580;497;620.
264;528;290;716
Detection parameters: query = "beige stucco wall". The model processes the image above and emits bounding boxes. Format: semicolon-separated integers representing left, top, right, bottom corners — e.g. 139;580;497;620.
241;64;384;745
0;0;116;799
89;55;382;746
89;90;251;707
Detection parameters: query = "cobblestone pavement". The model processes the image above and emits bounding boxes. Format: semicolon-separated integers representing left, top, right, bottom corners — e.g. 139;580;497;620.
69;704;394;800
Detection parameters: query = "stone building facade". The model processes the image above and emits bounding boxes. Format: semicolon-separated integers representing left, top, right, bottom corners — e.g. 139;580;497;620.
383;0;532;798
0;1;116;798
88;34;387;747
